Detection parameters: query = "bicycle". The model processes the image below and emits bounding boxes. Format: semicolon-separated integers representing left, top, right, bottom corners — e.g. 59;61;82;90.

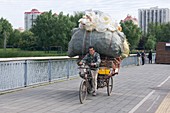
78;64;92;104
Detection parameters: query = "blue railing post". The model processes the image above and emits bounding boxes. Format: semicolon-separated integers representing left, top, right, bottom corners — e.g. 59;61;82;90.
67;60;70;79
24;60;27;87
48;60;52;82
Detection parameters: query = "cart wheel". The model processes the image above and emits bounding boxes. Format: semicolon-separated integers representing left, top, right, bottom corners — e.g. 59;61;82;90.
79;80;87;104
107;76;113;96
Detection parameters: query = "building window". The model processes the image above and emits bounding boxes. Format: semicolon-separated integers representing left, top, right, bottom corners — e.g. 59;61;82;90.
151;10;154;22
159;10;162;23
147;11;150;22
155;10;158;23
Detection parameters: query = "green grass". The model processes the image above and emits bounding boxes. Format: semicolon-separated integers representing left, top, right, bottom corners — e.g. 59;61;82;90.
0;48;67;58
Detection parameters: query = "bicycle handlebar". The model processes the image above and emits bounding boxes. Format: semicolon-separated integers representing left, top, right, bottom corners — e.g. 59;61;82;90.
78;65;90;69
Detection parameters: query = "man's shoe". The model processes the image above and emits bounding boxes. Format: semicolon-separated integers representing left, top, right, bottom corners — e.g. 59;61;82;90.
92;92;96;96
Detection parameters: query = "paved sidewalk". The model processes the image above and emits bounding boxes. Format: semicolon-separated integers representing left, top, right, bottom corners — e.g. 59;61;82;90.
0;64;170;113
155;92;170;113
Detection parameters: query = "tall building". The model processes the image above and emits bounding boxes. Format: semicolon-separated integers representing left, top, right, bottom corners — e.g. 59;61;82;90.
24;9;41;30
138;6;170;33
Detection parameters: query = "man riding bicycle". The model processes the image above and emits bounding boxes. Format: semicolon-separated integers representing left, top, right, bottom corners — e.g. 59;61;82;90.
79;46;101;96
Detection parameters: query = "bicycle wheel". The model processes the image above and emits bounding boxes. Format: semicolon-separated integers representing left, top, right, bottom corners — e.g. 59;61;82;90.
79;80;87;104
107;76;113;96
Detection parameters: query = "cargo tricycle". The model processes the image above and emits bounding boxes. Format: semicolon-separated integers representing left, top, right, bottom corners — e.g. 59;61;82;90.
78;57;121;104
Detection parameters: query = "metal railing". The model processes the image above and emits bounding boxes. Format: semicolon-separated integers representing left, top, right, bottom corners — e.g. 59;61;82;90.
0;56;78;91
121;53;156;67
0;54;155;91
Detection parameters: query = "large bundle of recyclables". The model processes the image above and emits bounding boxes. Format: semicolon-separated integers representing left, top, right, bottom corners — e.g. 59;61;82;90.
68;10;129;59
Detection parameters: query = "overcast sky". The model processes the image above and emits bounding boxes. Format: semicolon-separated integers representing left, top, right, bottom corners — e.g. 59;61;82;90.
0;0;170;29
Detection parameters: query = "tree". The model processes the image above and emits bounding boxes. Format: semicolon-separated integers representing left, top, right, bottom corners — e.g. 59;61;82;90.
0;18;13;49
69;12;83;28
19;31;36;50
8;29;21;48
0;23;2;34
120;20;142;50
53;12;75;50
147;22;170;43
160;23;170;42
138;35;146;50
31;11;57;52
31;11;75;52
148;23;162;42
145;35;156;50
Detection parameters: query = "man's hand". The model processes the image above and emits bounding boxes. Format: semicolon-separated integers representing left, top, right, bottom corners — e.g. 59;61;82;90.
79;62;83;65
91;63;95;66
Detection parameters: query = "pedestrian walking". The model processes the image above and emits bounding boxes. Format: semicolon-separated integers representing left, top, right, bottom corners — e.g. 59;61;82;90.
141;50;145;65
136;50;141;66
148;50;152;64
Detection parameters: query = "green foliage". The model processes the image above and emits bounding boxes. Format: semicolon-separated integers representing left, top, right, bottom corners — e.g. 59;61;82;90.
8;29;21;48
53;12;75;50
31;11;75;52
145;35;156;50
0;23;2;32
145;22;170;50
0;17;13;48
138;35;146;49
19;31;36;50
148;22;170;42
120;20;142;50
159;23;170;42
31;11;55;51
69;12;83;28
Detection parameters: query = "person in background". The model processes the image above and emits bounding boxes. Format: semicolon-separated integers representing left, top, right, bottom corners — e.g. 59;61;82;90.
148;49;152;64
141;50;146;65
136;50;141;66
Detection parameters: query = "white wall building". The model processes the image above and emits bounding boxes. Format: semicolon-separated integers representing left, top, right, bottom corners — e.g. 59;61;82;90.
24;9;41;30
138;6;170;33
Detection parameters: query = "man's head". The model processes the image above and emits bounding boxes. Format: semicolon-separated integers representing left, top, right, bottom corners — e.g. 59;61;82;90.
88;46;95;55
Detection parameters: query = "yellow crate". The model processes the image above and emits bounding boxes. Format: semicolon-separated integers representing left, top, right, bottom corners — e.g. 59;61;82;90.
98;67;110;75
